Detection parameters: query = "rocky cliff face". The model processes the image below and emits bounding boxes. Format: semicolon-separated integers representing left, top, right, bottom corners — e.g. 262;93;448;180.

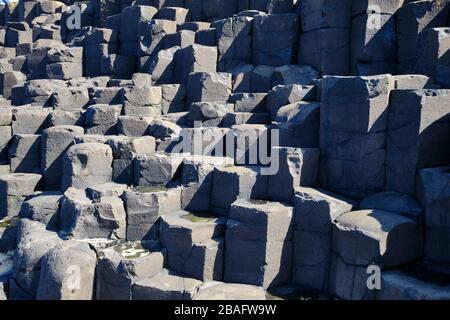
0;0;448;300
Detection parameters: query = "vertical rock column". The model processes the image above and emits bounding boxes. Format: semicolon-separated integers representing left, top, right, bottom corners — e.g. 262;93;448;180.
416;166;450;264
215;15;253;71
298;0;352;75
252;12;299;67
416;27;450;87
350;0;403;75
386;89;450;195
320;74;393;199
396;0;450;74
41;125;84;191
224;199;294;289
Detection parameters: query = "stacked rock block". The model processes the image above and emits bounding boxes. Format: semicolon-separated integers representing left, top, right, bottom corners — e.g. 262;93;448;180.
138;18;177;73
252;12;299;67
0;0;447;301
386;89;450;196
416;27;450;87
329;209;423;300
224;199;294;289
84;28;118;77
320;74;394;200
298;0;352;75
215;15;253;71
292;187;354;292
416;166;450;264
0;107;12;161
351;0;403;75
396;0;450;74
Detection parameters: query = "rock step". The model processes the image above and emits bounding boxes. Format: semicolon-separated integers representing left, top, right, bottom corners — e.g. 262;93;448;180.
378;264;450;300
159;210;226;281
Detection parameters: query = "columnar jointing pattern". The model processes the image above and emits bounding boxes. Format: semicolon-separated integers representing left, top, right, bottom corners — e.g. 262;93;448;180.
0;0;449;300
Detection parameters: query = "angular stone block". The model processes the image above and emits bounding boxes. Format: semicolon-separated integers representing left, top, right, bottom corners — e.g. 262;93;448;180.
119;5;158;43
386;90;450;195
192;281;267;300
300;0;351;32
160;210;226;281
11;219;62;299
267;147;320;202
416;27;450;87
292;187;354;291
84;104;122;135
252;13;299;67
377;269;450;300
139;19;177;56
266;84;316;119
175;44;218;84
52;87;89;111
48;110;84;127
41;125;84;191
101;54;137;78
299;28;351;75
272;64;320;87
12;107;50;135
61;143;113;191
216;16;253;70
187;101;233;126
358;191;423;221
225;199;293;289
132;270;202;300
161;84;186;114
332;210;423;267
19;192;61;230
123;186;181;241
133;152;184;187
46;62;82;80
96;242;164;300
211;165;268;216
397;0;450;74
187;72;232;106
36;241;96;300
117;116;154;137
230;92;266;113
320;75;393;199
59;187;126;239
0;173;42;218
351;13;396;75
416;165;450;263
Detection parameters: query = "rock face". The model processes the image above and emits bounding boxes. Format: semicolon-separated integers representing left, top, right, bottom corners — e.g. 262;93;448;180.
329;209;423;300
36;241;97;300
160;210;226;281
123;186;182;241
320;74;394;199
41;126;84;191
132;270;202;300
292;187;354;292
416;166;450;264
193;281;267;300
61;143;113;191
0;173;42;218
11;219;63;299
386;90;450;195
224;199;294;289
59;187;126;240
96;242;164;300
0;0;448;302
